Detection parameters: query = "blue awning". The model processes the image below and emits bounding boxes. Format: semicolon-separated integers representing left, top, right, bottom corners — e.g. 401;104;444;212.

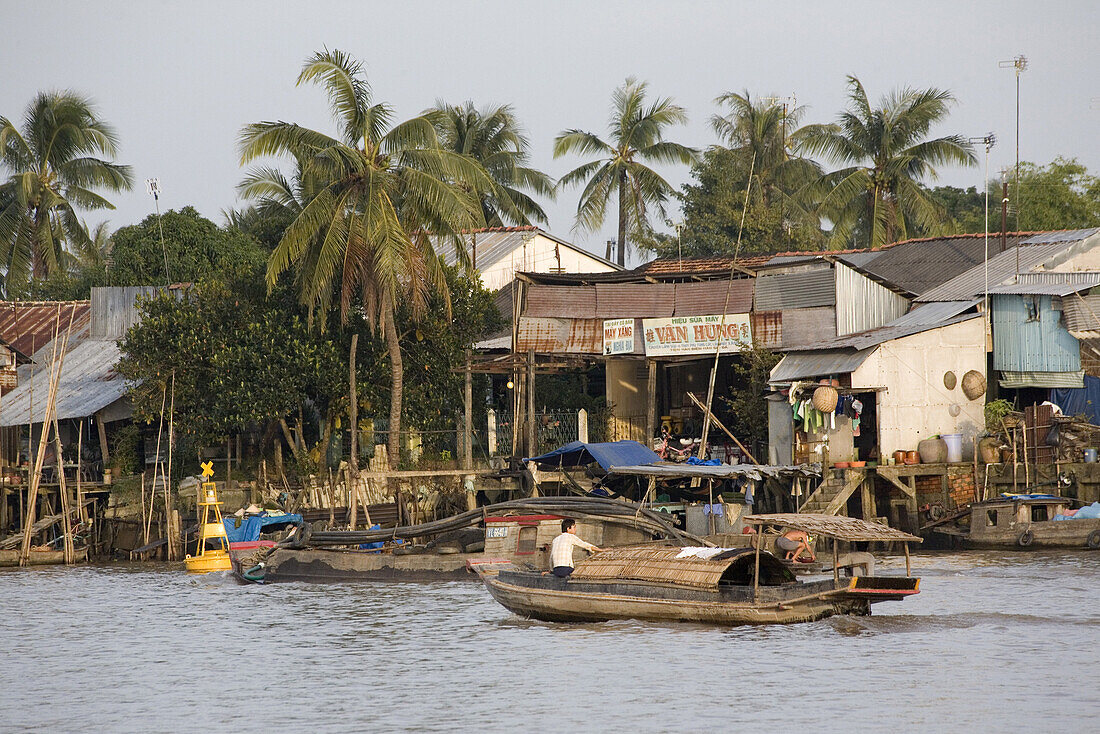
525;440;661;471
223;512;303;543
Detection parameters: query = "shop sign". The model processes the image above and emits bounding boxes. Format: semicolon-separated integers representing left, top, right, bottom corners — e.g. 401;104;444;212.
642;314;752;356
603;318;635;355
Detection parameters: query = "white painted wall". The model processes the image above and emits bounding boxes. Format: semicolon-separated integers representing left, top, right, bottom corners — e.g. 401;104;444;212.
605;358;648;443
850;318;987;457
480;233;617;291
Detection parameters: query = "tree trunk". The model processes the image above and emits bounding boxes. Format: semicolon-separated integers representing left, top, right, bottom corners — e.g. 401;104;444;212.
382;293;403;471
617;170;628;266
348;332;359;476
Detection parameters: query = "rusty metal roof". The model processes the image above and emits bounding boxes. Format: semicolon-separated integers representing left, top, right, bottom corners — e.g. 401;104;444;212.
515;317;603;354
0;301;91;357
0;339;127;426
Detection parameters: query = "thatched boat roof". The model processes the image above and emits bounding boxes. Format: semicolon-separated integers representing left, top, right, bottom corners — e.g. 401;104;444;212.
569;545;792;590
744;513;922;542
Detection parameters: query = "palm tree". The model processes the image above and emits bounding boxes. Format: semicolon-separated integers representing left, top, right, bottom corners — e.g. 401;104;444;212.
554;78;697;265
710;91;821;211
429;101;553;227
798;76;976;248
239;49;489;469
0;91;132;293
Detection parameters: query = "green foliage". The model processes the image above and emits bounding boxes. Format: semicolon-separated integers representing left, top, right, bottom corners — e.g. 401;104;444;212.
1015;158;1100;230
554;77;698;264
984;398;1015;432
388;266;506;450
0;91;133;294
654;147;823;257
719;344;782;445
109;423;142;475
117;282;344;445
928;185;987;234
108;206;266;286
429;101;554;226
798;76;976;248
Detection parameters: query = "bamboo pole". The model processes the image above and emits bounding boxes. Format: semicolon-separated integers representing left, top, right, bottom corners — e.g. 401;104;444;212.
165;372;175;560
140;471;148;547
1022;419;1030;489
752;528;762;603
904;541;912;577
76;420;85;525
832;538;840;587
53;419;74;564
685;392;760;465
19;305;74;566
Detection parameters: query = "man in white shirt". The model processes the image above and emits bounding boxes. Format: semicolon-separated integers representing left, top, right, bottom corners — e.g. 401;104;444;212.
549;518;602;578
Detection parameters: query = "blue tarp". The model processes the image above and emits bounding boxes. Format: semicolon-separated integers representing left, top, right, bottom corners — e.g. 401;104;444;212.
223;512;303;543
525;440;661;471
1052;374;1100;426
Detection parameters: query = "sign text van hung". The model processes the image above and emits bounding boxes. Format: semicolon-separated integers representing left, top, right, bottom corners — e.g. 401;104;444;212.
642;314;752;356
603;318;635;355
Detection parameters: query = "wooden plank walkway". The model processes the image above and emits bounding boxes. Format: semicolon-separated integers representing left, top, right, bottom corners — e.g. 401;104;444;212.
0;499;96;549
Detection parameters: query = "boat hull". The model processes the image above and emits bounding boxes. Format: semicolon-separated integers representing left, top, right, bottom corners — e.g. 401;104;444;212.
253;547;510;583
945;518;1100;550
482;573;891;626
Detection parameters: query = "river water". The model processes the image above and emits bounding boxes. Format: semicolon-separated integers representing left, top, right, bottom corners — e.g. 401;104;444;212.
2;551;1098;733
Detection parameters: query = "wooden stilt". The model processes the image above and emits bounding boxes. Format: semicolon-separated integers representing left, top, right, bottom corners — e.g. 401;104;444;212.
904;541;912;577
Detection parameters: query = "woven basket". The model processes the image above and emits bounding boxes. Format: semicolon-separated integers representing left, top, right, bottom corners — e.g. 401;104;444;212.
961;370;986;401
812;385;839;413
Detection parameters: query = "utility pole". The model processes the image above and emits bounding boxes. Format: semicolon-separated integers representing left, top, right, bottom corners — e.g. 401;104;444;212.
999;55;1028;232
967;133;996;332
146;178;170;286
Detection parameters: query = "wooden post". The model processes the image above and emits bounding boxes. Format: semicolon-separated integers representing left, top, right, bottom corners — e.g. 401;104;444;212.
646;359;657;445
647;476;656;505
752;528;762;602
53;421;74;564
165;372;176;560
904;541;912;577
464;349;473;471
577;409;588;444
832;538;840;587
487;409;497;457
76;420;85;525
526;350;536;457
1021;420;1030;489
860;475;875;521
95;411;110;466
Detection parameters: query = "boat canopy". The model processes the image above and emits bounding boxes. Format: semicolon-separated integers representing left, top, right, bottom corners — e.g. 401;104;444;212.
525;440;661;472
569;545;794;590
609;463;822;481
744;513;922;543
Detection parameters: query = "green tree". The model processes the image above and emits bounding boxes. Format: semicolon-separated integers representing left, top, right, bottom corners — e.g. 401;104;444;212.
1015;157;1100;230
799;76;976;248
429;101;554;226
108;206;266;286
657;147;823;258
0;91;133;293
554;78;698;266
927;185;987;234
239;49;490;469
719;344;781;447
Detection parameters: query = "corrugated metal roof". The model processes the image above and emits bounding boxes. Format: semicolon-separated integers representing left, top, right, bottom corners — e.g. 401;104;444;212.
523;280;753;320
0;339;127;426
841;235;1028;297
784;301;980;352
0;301;91;356
915;243;1074;302
1018;228;1100;244
754;268;835;310
769;349;873;383
987;277;1100;296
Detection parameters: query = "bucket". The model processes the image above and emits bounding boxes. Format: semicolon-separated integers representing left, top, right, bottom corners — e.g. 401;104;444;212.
942;433;963;463
1085;448;1097;464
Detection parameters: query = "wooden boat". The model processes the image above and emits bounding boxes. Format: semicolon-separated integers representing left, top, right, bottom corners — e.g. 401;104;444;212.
932;494;1100;549
481;514;922;626
232;496;698;584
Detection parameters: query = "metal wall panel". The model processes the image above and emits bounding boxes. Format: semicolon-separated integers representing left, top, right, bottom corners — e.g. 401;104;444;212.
754;267;835;310
516;317;603;354
672;279;753;315
835;263;909;336
594;283;674;318
991;294;1081;372
524;285;596;318
91;286;162;339
779;307;836;349
751;311;783;349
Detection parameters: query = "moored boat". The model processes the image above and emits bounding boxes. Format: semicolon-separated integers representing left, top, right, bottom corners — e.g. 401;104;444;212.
480;514;922;626
931;493;1100;549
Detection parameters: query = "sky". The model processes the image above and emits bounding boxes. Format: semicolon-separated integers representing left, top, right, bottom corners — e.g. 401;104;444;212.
3;1;1099;266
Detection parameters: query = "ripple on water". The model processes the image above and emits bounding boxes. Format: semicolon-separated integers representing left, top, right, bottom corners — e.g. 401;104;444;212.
2;552;1099;732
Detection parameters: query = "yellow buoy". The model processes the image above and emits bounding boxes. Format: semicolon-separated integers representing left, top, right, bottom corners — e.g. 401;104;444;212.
184;461;232;574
